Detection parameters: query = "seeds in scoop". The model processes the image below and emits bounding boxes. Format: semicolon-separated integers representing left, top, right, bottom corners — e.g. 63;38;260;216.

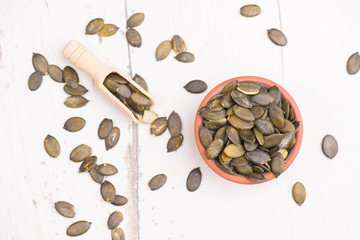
54;201;75;218
199;126;213;148
79;156;97;172
346;52;360;75
98;118;113;139
233;105;255;121
66;221;91;237
111;228;125;240
247;148;270;165
186;167;202;192
155;40;172;61
101;180;116;203
131;92;151;106
63;117;86;132
167;134;184;152
230;90;252;108
105;127;120;151
98;163;118;176
108;211;124;230
237;81;260;95
267;28;287;46
126;98;144;115
107;72;128;84
148;174;167;190
28;72;43;91
104;78;120;93
64;96;89;108
86;18;105;35
322;135;338;159
269;103;285;128
223;144;245;158
70;144;92;162
48;65;63;83
292;182;306;206
226;126;241;145
126;28;142;47
252;93;275;106
141;110;158;124
168;111;182;136
63;66;79;88
89;164;104;184
117;84;132;98
270;152;284;178
150;117;168;136
228;115;253;130
32;53;48;75
112;195;128;206
133;74;148;91
205;138;224;159
244;172;266;182
172;35;187;54
240;4;261;17
174;52;195;63
184;80;207;93
44;135;60;158
64;84;88;96
98;24;119;37
127;12;145;27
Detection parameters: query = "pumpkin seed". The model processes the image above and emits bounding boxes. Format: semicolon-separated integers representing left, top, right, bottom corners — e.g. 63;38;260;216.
292;182;306;206
64;96;89;108
279;132;295;149
107;72;128;84
105;127;120;150
244;172;266;182
214;126;227;141
111;228;125;240
282;98;290;118
168;111;182;136
277;119;295;134
267;28;287;46
226;126;241;145
223;144;245;158
252;93;275;106
63;84;88;96
237;81;260;95
66;221;91;237
127;12;145;28
294;121;300;133
101;180;116;203
322;135;338;159
238;129;256;143
253;128;264;145
126;28;142;47
346;52;360;75
184;80;207;93
148;174;167;190
28;72;43;91
174;52;195;63
200;109;226;120
240;4;261;17
207;98;224;112
255;120;275;135
133;74;148;91
48;65;64;83
228;115;254;130
269;85;281;105
155;40;172;61
63;66;79;88
216;158;237;175
278;149;288;159
150;117;168;136
141;110;158;124
244;140;258;151
247;148;270;165
222;81;237;94
117;84;132;98
204;118;227;130
220;93;235;108
167;134;183;152
270;152;284;178
205;138;224;159
233;105;255;121
186;167;202;192
172;35;187;54
104;78;120;93
231;157;253;175
63;117;86;132
112;195;128;206
54;201;75;218
32;53;48;75
97;163;118;176
79;156;97;172
263;133;284;148
98;118;113;139
70;144;92;162
221;151;232;162
89;164;104;184
131;92;151;106
226;107;234;116
269;103;285;128
230;90;252;108
98;24;119;37
44;135;60;158
86;18;105;35
199;126;213;148
108;211;123;229
253;165;264;173
251;105;265;119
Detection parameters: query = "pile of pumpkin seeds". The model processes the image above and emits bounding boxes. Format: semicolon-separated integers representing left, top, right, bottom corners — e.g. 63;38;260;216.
98;118;121;151
155;35;195;63
199;80;300;182
86;18;119;37
126;13;144;47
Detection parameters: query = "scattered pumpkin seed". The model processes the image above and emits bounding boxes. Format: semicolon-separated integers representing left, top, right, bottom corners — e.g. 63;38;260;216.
322;135;338;159
86;18;105;35
186;167;202;192
240;4;261;17
48;65;63;83
148;174;167;190
126;28;142;47
28;71;43;91
172;35;187;54
79;156;97;172
101;180;116;203
98;24;119;37
111;228;125;240
133;74;148;91
131;92;151;106
89;164;104;184
63;117;86;132
98;118;113;139
105;127;120;150
346;52;360;75
292;182;306;206
54;201;75;218
150;117;168;136
168;111;182;136
127;12;145;28
167;133;184;152
64;96;89;108
155;40;172;61
141;110;158;124
70;144;92;162
267;28;287;46
98;163;118;176
108;211;124;229
63;84;88;96
63;66;79;88
174;52;195;63
44;135;60;158
184;80;207;93
32;53;48;75
66;221;91;237
112;195;128;206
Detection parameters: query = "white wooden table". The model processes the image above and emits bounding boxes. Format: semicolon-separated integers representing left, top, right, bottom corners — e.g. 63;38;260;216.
1;0;359;239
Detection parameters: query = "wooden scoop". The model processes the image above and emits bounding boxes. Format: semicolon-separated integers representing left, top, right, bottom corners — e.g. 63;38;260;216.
62;40;155;123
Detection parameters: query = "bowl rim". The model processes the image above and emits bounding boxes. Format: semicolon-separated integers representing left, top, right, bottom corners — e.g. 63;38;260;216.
194;76;303;184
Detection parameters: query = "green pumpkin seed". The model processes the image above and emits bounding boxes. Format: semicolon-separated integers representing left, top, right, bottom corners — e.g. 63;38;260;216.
133;74;148;91
105;127;120;150
64;96;89;108
131;92;151;106
240;4;261;17
292;182;306;206
199;126;213;149
230;90;252;108
104;78;120;93
168;111;182;136
126;98;144;115
204;118;227;130
322;135;338;159
244;140;258;151
97;163;118;176
222;81;237;94
101;180;116;203
269;85;281;105
172;35;187;54
98;24;119;37
207;98;224;112
226;107;234;116
32;53;48;75
174;52;195;63
150;117;168;136
86;18;105;35
220;93;235;108
186;167;202;192
233;105;255;121
223;144;245;158
63;84;88;96
221;151;232;162
226;126;241;145
63;66;79;88
247;148;270;164
231;157;253;175
66;221;91;237
253;165;264;173
89;164;104;184
141;110;158;124
347;52;360;75
63;117;86;132
44;135;60;158
277;119;295;134
244;172;266;182
184;80;207;93
228;115;254;130
28;72;43;91
111;228;125;240
112;195;128;206
252;93;275;106
79;156;97;172
215;158;237;175
108;211;124;229
107;72;128;84
148;174;167;190
48;65;64;83
200;109;226;120
277;149;288;159
167;134;183;152
269;103;285;128
282;98;290;118
270;152;284;178
238;129;256;143
255;120;275;135
117;84;132;98
214;126;227;141
263;133;284;148
251;105;265;119
126;28;142;47
279;132;295;149
127;12;145;28
253;128;264;145
205;138;224;159
70;144;92;162
267;28;287;46
98;118;113;139
54;201;76;218
237;81;260;95
156;40;172;61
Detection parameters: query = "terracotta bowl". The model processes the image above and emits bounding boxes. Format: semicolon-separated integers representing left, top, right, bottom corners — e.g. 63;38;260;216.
194;76;303;184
